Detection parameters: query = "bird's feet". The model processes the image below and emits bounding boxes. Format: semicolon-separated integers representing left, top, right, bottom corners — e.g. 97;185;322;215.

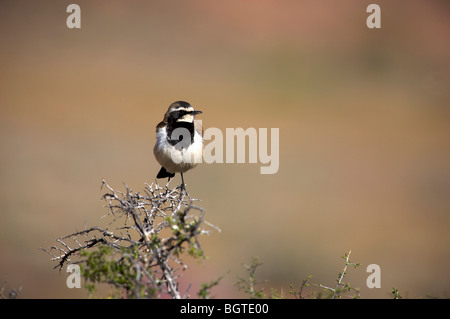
177;183;194;200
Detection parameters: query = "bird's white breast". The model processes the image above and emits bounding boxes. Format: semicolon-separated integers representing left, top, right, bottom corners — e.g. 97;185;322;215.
153;126;203;173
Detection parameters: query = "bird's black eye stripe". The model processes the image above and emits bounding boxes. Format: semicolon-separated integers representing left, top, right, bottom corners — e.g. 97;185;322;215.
172;111;180;119
171;110;194;120
171;111;183;120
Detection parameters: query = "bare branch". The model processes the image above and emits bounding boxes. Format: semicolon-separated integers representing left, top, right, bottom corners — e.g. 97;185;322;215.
42;180;218;298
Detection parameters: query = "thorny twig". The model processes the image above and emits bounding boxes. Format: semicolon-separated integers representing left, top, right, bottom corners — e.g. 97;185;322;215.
318;250;360;299
41;180;219;299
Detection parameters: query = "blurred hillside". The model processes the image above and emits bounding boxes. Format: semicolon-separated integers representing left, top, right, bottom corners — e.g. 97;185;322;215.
0;0;449;298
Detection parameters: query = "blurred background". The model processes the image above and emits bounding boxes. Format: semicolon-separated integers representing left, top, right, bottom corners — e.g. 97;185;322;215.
1;0;449;298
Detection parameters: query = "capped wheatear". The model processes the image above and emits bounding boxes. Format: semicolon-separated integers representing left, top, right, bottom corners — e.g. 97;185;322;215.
153;101;203;190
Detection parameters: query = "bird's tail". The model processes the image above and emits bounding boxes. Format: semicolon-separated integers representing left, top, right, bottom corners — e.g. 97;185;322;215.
156;167;175;179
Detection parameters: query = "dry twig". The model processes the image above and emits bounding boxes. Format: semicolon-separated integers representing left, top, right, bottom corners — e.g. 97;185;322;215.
41;180;219;299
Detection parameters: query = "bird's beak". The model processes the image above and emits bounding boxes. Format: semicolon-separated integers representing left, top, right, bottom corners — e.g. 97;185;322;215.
191;110;202;115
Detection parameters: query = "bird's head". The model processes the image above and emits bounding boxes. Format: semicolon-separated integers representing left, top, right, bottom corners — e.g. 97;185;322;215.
164;101;202;124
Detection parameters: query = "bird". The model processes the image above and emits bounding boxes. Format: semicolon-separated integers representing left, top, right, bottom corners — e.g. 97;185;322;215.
153;101;203;191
